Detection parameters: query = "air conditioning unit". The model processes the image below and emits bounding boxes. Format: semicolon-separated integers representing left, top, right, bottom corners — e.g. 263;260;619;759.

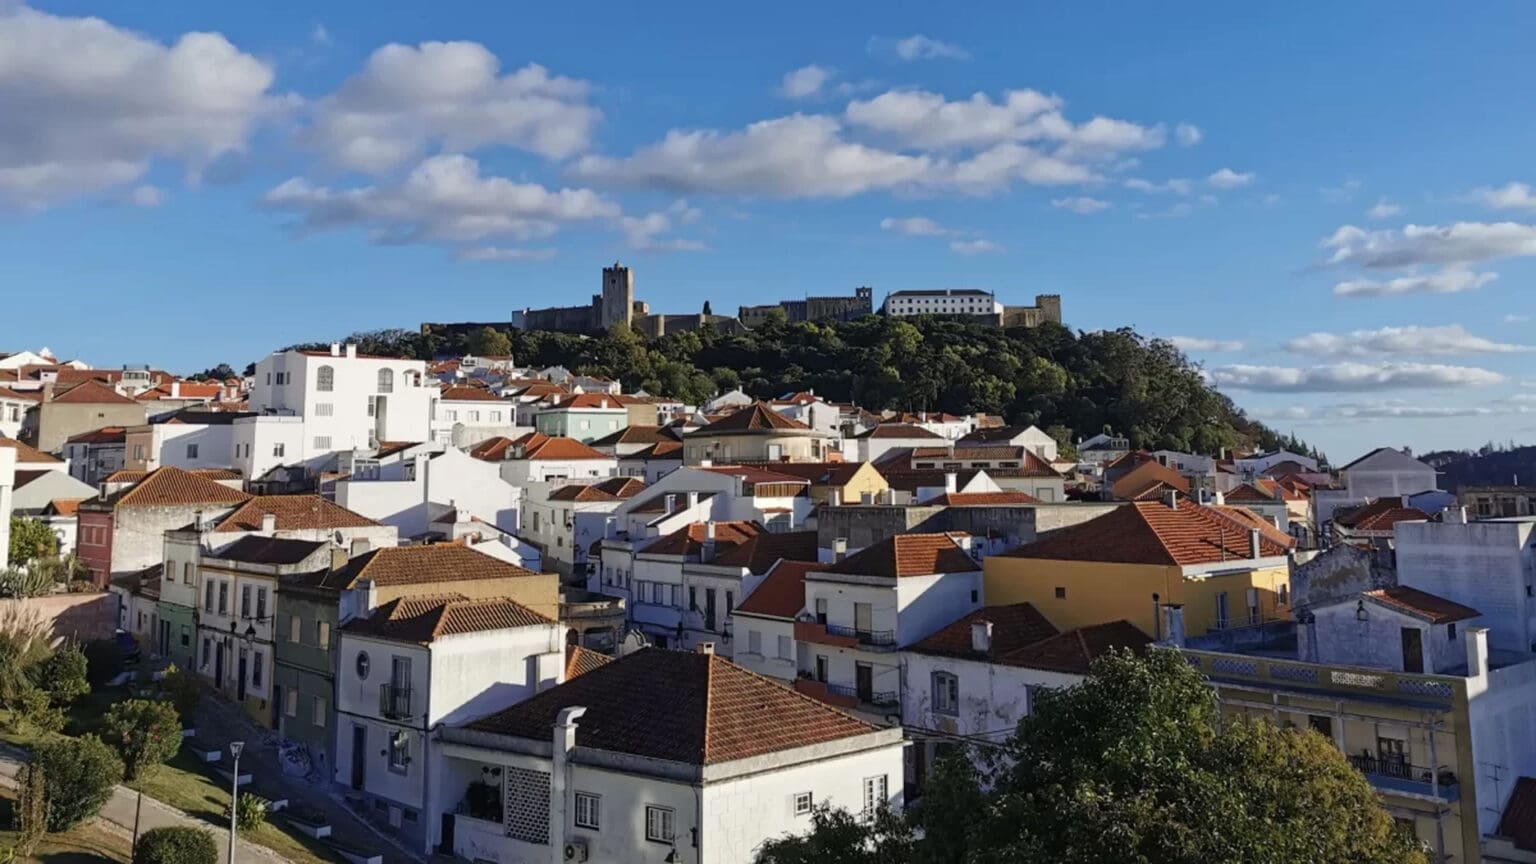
563;840;589;862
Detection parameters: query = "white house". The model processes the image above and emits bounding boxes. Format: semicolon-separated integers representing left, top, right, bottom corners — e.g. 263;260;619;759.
249;343;433;461
336;446;522;539
1315;447;1439;529
882;289;1002;318
616;440;683;483
123;410;249;473
845;424;946;464
471;433;618;486
1393;509;1536;657
0;387;39;439
521;477;647;578
732;560;819;683
1233;449;1318;477
436;646;905;864
431;385;520;447
956;424;1059;462
336;595;564;852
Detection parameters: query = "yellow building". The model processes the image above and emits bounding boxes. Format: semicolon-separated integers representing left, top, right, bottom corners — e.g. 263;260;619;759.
983;497;1293;638
737;460;890;508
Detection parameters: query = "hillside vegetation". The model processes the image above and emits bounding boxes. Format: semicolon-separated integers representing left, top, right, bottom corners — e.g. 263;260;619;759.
298;317;1311;456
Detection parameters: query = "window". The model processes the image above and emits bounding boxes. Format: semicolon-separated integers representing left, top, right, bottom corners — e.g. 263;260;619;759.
574;793;600;830
645;805;675;843
377;369;394;393
183;562;193;584
793;792;813;816
313;696;327;727
290;615;302;643
186;444;199;459
180;625;190;647
315;402;334;417
202;637;211;666
273;442;285;458
747;630;762;655
285;689;298;718
316;365;334;392
1054;586;1066;599
468;410;480;423
862;775;888;821
317;621;330;648
367;396;376;418
778;634;792;659
355;651;370;680
1448;623;1457;639
933;671;959;716
217;582;228;615
241;585;252;618
251;651;263;688
387;731;408;772
256;587;268;620
313;436;331;450
133;445;144;460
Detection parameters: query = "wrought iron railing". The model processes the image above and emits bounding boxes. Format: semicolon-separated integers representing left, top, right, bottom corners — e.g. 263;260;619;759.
824;624;897;646
379;683;412;720
1347;755;1456;790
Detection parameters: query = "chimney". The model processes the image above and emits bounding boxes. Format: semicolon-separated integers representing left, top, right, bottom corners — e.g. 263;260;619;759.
261;512;277;534
883;487;896;505
170;381;180;399
666;493;678;513
701;522;717;562
1162;604;1186;648
599;399;608;409
944;472;958;494
1466;626;1490;679
350;537;371;558
695;642;715;655
1443;506;1468;525
699;458;713;468
829;489;841;507
1249;528;1262;559
41;382;54;403
833;537;848;563
550;706;586;864
687;491;699;509
1212;490;1225;506
344;343;358;359
329;342;341;357
330;545;349;572
860;492;874;505
970;620;993;654
1162;489;1179;509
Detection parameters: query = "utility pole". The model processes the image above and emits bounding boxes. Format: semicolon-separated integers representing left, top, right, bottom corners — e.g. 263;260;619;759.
228;740;245;864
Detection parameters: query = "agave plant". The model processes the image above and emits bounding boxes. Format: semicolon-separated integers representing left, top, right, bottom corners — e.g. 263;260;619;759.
0;564;54;599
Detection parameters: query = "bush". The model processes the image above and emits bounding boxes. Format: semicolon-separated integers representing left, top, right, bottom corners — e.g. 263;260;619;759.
36;734;123;831
16;687;64;733
226;792;267;833
35;642;90;705
0;607;51;709
8;517;57;567
14;761;47;857
101;699;182;781
158;665;200;727
83;638;123;686
133;826;218;864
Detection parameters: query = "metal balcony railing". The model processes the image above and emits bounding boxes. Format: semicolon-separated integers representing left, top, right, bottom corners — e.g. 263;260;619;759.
824;624;897;647
1347;755;1457;797
379;683;412;720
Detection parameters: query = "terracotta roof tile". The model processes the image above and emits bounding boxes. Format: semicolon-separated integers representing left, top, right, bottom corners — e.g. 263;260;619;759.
465;649;877;764
51;380;139;405
214;495;379;533
826;533;978;578
911;603;1059;658
548;477;648;502
1111;461;1191;500
694;401;811;435
543;393;625;410
927;491;1041;506
564;645;613;680
1498;776;1536;853
372;441;423;459
627;440;683;460
854;424;945;440
439;385;504;402
591;425;671;447
877;468;984;494
208;535;328;566
46;498;82;516
1002;500;1291;566
0;387;42;402
104;466;252;509
696;465;813;493
735;461;869;486
1001;620;1152;674
735;560;818;618
345;594;553;643
710;530;817;573
0;436;62;463
642;521;764;558
1364;586;1480;624
1335;498;1430;533
331;543;546;588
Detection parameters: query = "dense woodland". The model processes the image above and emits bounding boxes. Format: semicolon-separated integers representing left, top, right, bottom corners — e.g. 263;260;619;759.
269;315;1315;458
1422;443;1536;491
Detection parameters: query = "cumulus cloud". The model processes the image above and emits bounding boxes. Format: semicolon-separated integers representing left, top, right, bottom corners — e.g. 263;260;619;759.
1332;266;1497;298
1168;336;1244;352
128;185;165;208
261;154;618;250
1174;123;1202;147
1207;168;1254;189
304;42;598;172
1282;325;1531;357
868;34;970;61
1124;177;1193;196
779;64;834;100
1366;198;1401;220
0;4;282;208
1257;400;1526;422
1322;222;1536;268
880;216;951;236
949;239;1002;256
1473;182;1536;211
620;200;705;252
1051;196;1110;214
1207;362;1505;393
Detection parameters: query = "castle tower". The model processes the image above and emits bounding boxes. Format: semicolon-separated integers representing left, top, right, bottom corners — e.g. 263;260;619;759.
855;285;874;314
601;262;635;330
1035;294;1063;325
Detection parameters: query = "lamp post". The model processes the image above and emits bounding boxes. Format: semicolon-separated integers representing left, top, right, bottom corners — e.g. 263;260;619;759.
228;740;245;864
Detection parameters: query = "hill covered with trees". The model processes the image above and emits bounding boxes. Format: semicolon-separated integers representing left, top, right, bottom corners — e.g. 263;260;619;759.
294;317;1310;457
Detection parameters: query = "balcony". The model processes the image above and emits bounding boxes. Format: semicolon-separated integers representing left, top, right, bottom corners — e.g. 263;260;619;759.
824;624;897;649
1347;755;1460;802
379;684;412;720
794;620;857;649
794;677;859;710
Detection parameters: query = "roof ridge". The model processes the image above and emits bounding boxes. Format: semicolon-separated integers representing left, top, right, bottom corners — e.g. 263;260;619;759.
701;653;716;763
707;654;875;757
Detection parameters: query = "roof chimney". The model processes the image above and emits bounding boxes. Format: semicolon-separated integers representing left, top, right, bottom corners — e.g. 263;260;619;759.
331;545;349;572
350;537;370;558
944;472;958;494
261;512;277;534
687;491;699;509
1443;505;1468;525
666;493;678;513
1466;626;1489;679
833;537;848;563
701;522;717;562
1162;604;1186;648
970;620;993;654
345;343;358;359
695;642;715;655
829;489;841;507
1162;489;1179;509
1249;528;1261;559
330;342;341;357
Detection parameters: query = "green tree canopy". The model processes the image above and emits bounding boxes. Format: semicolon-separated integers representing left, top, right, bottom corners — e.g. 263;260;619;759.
468;326;513;357
101;698;183;780
9;516;58;565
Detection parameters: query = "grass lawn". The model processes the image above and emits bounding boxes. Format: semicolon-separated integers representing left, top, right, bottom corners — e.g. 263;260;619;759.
0;788;132;864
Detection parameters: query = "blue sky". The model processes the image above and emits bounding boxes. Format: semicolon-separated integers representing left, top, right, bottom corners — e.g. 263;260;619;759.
3;1;1536;460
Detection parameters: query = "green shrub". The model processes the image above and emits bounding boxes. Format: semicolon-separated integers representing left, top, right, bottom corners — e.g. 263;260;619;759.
14;761;47;857
133;826;218;864
17;687;64;733
83;638;123;686
101;699;182;780
36;734;123;831
225;792;268;833
158;665;200;726
35;642;90;705
0;607;51;708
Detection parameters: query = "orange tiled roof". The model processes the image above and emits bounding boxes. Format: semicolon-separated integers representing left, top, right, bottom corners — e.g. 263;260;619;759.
735;560;818;619
641;521;764;558
544;393;626;410
927;491;1041;506
103;466;251;509
565;645;613;680
591;425;674;447
465;649;877;764
710;530;817;573
1335;498;1430;531
854;424;944;440
1364;586;1479;624
344;594;553;643
735;461;869;486
696;464;812;492
547;477;647;502
214;495;379;533
826;533;978;578
0;436;63;463
331;543;545;588
911;603;1059;658
1002;620;1153;674
627;440;683;460
1111;460;1191;500
1001;500;1291;566
694;401;811;435
50;380;139;405
0;386;42;402
47;498;82;516
440;385;504;402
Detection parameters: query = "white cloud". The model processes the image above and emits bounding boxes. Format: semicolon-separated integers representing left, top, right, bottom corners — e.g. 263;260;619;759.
262;154;618;250
1366;198;1401;220
1124;177;1193;196
457;246;556;262
1320;179;1362;203
779;64;834;100
1332;266;1497;298
1208;362;1505;393
1051;196;1110;214
1473;181;1536;211
310;23;332;46
1168;336;1244;352
304;42;598;172
0;5;281;208
1282;324;1531;357
1322;222;1536;268
950;239;1001;255
1174;123;1203;147
1505;313;1531;323
1207;168;1254;189
619;200;706;252
1257;400;1525;422
128;185;164;208
880;216;951;236
869;34;970;61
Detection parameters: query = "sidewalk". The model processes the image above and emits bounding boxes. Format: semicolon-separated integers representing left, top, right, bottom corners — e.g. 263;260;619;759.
0;743;288;864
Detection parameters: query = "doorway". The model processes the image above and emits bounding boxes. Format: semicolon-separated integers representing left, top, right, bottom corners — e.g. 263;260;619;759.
855;662;873;703
1400;628;1424;673
351;725;367;789
214;643;225;688
237;651;248;702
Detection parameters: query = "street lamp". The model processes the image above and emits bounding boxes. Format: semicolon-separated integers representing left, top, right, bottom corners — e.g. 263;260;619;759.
228;740;245;864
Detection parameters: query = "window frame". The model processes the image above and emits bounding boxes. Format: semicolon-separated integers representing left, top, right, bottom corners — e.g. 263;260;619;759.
793;792;813;816
573;792;600;830
644;805;675;843
933;670;960;716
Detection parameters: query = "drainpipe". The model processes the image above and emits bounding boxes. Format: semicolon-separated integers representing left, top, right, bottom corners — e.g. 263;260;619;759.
1428;726;1446;864
550;707;586;864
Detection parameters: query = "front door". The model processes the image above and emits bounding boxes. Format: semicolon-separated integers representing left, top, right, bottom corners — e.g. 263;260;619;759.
272;685;283;732
1401;628;1424;673
237;651;248;701
351;725;367;789
1214;592;1230;629
855;662;873;703
439;813;456;854
214;643;225;687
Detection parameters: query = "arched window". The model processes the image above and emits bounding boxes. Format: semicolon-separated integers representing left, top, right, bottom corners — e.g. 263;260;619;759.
377;368;394;393
316;365;334;392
